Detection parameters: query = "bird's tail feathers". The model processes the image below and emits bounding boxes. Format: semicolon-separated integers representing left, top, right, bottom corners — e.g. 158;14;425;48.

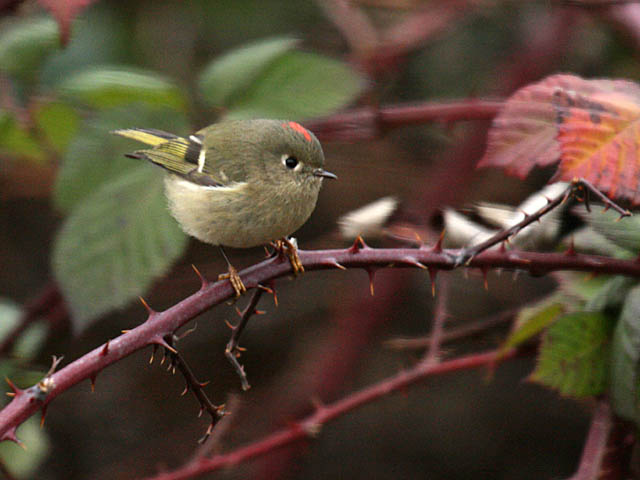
112;128;182;147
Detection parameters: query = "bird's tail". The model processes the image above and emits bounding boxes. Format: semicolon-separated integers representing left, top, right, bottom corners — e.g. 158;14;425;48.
111;128;182;147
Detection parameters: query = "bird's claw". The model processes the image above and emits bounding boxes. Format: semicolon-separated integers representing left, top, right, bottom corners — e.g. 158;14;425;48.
219;265;247;297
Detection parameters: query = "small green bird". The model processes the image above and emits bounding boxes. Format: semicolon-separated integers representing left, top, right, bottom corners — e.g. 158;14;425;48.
113;119;336;296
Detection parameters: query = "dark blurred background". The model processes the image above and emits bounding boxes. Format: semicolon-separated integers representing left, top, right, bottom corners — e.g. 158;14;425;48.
2;0;637;478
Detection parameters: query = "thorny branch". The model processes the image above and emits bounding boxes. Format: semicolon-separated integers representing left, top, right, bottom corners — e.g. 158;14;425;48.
3;240;640;441
225;288;265;391
453;178;631;266
159;336;225;444
141;348;523;480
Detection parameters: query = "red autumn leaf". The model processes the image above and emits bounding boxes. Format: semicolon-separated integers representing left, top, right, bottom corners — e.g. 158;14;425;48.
38;0;96;45
480;74;640;204
553;80;640;204
477;74;570;177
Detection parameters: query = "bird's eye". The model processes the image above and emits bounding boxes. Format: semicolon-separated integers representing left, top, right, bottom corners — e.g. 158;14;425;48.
283;155;299;170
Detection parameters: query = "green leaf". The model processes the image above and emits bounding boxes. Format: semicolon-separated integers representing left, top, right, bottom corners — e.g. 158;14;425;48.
0;17;59;81
610;285;640;425
578;208;640;256
0;300;47;359
0;417;49;478
34;102;79;154
57;65;187;111
52;164;188;330
532;311;614;397
0;110;45;161
199;36;298;107
222;50;364;120
54;106;188;211
585;276;636;312
498;298;564;357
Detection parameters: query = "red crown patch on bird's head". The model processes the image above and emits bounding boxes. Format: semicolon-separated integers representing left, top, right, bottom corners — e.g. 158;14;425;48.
282;121;312;142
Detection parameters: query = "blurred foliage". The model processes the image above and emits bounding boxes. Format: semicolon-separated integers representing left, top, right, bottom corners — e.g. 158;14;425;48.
0;301;49;478
0;11;363;330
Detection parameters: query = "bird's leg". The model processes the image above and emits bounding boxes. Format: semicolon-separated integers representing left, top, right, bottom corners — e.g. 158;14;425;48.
217;246;247;297
276;237;304;275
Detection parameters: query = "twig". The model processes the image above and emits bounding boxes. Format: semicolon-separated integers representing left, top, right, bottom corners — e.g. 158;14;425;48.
568;399;634;480
305;99;502;142
140;348;523;480
0;283;62;357
421;275;450;366
385;308;516;351
453;179;631;266
3;245;640;440
162;336;225;444
225;288;264;391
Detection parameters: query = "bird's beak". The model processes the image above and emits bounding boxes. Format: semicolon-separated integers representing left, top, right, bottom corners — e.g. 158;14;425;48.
313;168;338;180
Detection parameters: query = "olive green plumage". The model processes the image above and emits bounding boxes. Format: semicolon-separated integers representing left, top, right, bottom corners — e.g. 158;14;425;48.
113;119;334;248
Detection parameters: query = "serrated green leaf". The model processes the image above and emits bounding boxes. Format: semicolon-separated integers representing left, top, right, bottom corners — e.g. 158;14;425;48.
498;299;564;357
532;311;614;397
57;65;186;111
34;102;79;154
223;50;364;120
199;36;298;107
578;208;640;256
610;285;640;425
0;110;45;161
0;17;59;81
54;106;188;211
52;165;188;330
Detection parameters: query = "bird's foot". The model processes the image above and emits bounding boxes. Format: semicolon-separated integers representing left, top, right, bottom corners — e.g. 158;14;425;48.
218;264;247;297
275;237;304;275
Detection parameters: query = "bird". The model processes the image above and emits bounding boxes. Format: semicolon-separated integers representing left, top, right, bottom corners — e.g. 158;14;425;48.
112;119;336;296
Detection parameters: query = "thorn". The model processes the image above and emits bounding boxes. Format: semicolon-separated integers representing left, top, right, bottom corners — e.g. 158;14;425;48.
191;264;209;288
2;427;23;448
235;306;242;317
427;268;438;297
430;230;445;253
198;407;204;418
310;395;325;411
324;258;347;270
402;256;427;269
149;345;158;364
258;282;278;307
412;230;424;246
5;377;22;397
348;235;368;253
254;309;266;315
139;296;157;317
565;238;576;256
365;267;377;296
90;374;96;393
121;329;131;334
151;336;178;354
224;319;236;330
40;404;48;428
181;385;189;396
101;341;110;356
176;323;198;341
481;267;489;290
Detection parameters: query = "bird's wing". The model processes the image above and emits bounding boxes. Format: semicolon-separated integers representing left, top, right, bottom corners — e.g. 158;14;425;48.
112;128;226;187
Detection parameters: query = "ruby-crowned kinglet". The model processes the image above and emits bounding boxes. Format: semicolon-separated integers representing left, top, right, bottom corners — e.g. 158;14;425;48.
113;119;336;295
